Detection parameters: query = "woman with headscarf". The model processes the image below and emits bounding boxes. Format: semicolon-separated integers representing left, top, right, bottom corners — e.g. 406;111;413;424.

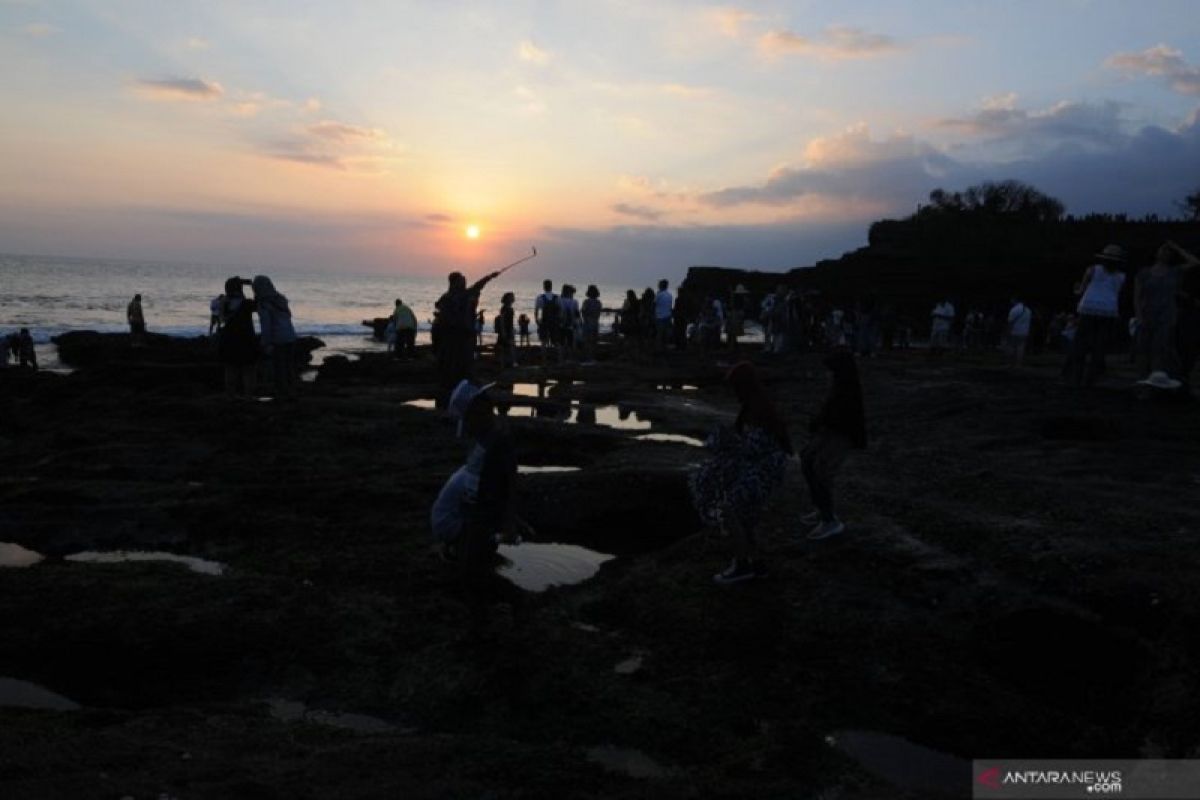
690;361;793;584
218;277;258;399
252;275;298;401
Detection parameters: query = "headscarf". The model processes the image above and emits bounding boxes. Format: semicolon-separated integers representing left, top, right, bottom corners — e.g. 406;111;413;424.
252;275;291;315
727;361;793;455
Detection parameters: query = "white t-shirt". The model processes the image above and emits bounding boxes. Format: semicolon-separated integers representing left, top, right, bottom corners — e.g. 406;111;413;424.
655;290;673;320
1007;303;1032;336
931;302;955;333
1077;266;1124;318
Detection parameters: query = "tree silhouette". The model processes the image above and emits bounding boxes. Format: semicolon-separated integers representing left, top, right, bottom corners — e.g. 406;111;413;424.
922;180;1065;222
1182;187;1200;221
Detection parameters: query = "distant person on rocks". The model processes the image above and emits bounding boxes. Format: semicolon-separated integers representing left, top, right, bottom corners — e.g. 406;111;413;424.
127;294;146;347
475;311;486;351
535;280;561;365
209;294;224;336
431;380;522;633
1134;242;1196;380
218;277;258;399
690;361;793;585
801;351;867;541
434;269;500;407
727;285;748;350
517;313;531;348
392;297;418;360
253;275;298;401
654;279;673;352
639;288;657;357
1064;244;1127;388
581;285;602;363
619;289;640;354
497;292;517;368
930;299;955;352
560;285;581;360
1006;297;1033;367
17;328;37;370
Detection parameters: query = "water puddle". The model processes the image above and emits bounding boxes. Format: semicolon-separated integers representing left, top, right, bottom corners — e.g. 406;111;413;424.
65;550;226;576
635;433;705;447
568;404;652;430
586;746;673;779
655;384;699;392
0;677;81;711
402;398;437;410
517;465;582;474
267;699;404;734
825;729;969;795
0;542;44;568
497;543;615;592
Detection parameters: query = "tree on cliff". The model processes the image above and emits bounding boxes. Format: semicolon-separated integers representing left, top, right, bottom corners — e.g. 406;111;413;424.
921;180;1065;223
1183;187;1200;221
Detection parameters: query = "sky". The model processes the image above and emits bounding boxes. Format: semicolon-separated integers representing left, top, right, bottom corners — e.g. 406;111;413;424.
1;0;1198;282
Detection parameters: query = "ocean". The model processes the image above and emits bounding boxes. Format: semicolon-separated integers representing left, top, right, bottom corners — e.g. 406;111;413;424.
0;253;626;370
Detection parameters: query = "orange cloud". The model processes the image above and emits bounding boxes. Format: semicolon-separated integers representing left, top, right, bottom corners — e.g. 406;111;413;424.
758;26;902;61
135;77;224;101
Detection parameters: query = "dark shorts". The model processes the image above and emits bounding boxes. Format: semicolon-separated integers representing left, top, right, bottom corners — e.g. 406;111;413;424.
538;325;559;345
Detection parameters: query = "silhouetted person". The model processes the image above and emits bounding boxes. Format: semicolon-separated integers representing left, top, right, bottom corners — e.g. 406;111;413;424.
581;285;602;363
497;292;516;368
654;279;673;351
534;280;561;364
392;297;418;360
17;328;37;370
1065;244;1127;387
209;294;224;336
253;275;297;401
433;270;499;408
802;352;867;540
127;294;146;347
218;277;258;399
517;313;531;347
1006;297;1032;367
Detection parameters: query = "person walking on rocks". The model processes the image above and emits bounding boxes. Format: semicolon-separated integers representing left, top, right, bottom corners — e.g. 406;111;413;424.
218;277;258;399
127;294;146;347
253;275;298;401
392;297;418;360
801;351;867;540
1064;244;1127;387
691;361;793;585
433;270;500;408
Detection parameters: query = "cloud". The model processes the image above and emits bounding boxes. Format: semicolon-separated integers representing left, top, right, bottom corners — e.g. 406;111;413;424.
23;22;59;37
307;120;386;142
706;7;758;38
518;40;550;65
758;26;902;61
612;202;665;222
186;36;210;51
135;77;224;101
938;99;1129;154
1107;44;1200;96
265;151;347;170
425;213;453;223
303;97;321;113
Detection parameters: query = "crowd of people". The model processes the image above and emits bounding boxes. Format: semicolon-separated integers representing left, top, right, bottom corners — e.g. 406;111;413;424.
203;276;299;401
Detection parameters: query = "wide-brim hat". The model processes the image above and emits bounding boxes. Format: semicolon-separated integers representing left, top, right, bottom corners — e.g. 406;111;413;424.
734;284;750;295
448;380;496;436
1095;244;1127;262
1137;371;1182;390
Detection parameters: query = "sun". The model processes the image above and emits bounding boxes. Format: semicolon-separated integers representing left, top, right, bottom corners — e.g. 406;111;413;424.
465;224;480;240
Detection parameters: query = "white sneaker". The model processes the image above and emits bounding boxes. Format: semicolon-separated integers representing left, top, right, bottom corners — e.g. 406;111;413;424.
807;519;845;540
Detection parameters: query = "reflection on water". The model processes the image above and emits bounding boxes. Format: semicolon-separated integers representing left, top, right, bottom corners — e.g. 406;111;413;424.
65;550;226;576
568;404;652;430
268;698;401;734
825;729;968;795
0;542;44;568
497;543;614;592
635;433;705;447
586;745;672;779
0;677;80;711
655;384;699;392
517;465;582;474
402;398;437;410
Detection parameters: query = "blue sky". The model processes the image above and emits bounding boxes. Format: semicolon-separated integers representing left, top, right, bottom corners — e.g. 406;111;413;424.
1;1;1197;281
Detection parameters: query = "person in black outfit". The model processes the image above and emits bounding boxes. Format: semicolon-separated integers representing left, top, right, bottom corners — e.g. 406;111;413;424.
218;277;258;399
433;270;499;408
801;351;867;540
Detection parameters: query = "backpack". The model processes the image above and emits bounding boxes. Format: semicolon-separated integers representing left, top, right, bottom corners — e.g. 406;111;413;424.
540;293;561;330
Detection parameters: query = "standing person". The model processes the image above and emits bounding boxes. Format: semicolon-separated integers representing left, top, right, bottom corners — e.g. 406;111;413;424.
619;290;641;354
1006;297;1033;367
560;285;581;361
433;270;500;407
654;279;673;352
497;292;517;368
1064;244;1127;388
392;297;418;360
431;380;521;634
690;362;793;584
209;294;224;336
639;288;657;358
727;285;748;351
929;299;955;352
517;313;531;348
534;280;561;365
475;311;486;352
802;351;867;540
1173;242;1200;390
127;294;146;347
1134;242;1192;380
761;291;777;349
17;328;37;370
218;277;258;399
581;285;602;363
252;275;298;401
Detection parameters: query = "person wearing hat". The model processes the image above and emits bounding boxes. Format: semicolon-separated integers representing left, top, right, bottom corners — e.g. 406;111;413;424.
433;269;500;408
430;379;521;628
1064;244;1128;387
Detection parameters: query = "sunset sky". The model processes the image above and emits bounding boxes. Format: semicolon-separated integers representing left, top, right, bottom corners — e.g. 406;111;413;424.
2;1;1198;281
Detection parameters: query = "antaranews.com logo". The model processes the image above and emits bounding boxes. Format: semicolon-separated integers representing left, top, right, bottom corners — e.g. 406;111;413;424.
973;760;1200;799
976;765;1122;794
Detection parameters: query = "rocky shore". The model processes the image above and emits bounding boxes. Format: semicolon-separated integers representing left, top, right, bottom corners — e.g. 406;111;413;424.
2;334;1199;798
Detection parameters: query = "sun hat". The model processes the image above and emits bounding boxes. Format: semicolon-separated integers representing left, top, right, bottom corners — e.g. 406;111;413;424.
734;284;750;294
1137;371;1182;390
448;379;496;437
1095;244;1127;262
